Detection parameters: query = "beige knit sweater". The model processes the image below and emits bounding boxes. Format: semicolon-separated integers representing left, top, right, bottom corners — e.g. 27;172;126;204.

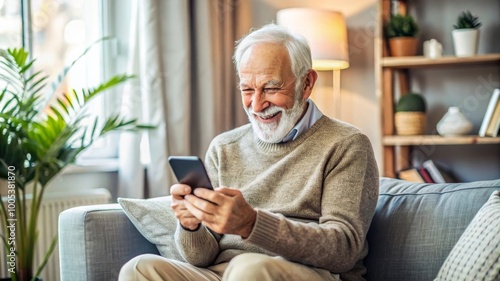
174;116;379;281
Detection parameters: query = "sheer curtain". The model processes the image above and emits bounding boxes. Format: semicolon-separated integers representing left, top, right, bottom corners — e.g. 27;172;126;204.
118;0;250;198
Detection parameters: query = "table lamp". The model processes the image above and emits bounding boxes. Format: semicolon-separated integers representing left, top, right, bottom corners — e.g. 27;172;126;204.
277;8;350;118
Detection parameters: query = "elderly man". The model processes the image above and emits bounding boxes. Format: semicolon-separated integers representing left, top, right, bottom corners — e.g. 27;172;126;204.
119;23;378;281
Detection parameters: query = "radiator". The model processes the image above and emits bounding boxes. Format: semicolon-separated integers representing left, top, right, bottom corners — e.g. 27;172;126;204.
0;188;111;281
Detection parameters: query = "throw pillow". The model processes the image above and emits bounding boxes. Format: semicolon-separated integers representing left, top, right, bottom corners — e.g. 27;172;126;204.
118;196;184;261
434;190;500;281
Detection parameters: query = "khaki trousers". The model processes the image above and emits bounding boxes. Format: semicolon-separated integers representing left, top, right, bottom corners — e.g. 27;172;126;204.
118;252;340;281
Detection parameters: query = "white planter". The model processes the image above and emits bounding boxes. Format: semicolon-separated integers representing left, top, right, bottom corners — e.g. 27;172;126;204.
436;107;473;136
452;29;479;57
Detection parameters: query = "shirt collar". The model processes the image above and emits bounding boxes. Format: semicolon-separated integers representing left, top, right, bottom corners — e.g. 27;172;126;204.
282;99;323;143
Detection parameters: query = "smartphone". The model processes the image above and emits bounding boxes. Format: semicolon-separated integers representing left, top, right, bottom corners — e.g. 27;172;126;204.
168;156;213;190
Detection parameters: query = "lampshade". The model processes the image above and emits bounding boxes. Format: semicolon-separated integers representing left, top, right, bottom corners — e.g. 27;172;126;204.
277;8;349;70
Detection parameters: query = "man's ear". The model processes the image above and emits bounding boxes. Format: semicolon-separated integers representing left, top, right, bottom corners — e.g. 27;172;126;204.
302;69;318;100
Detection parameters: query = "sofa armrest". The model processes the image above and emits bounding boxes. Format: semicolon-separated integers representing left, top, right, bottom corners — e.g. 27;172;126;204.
58;203;159;281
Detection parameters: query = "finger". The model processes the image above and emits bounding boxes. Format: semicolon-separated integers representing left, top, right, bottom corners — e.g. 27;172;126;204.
214;187;240;197
173;207;195;220
185;194;219;213
193;188;223;204
184;196;216;222
180;217;201;231
170;184;191;198
177;211;198;221
170;200;188;210
184;199;205;220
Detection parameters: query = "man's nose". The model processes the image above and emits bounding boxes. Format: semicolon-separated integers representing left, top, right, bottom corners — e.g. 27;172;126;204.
251;92;269;112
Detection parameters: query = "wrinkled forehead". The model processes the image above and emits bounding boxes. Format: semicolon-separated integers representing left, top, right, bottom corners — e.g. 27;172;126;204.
238;43;292;79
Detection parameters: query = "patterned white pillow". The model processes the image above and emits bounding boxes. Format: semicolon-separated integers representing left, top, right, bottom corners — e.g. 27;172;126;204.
434;190;500;281
118;196;184;261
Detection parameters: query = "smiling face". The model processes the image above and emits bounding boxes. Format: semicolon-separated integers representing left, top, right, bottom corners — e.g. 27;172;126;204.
238;43;313;143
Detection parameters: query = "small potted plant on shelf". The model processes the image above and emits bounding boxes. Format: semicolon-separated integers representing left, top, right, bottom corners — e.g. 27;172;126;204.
452;10;482;57
395;92;427;135
385;14;419;57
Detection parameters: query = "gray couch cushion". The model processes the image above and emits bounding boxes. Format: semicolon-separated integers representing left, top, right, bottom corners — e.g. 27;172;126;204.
118;196;184;261
365;178;500;281
58;204;160;281
434;190;500;281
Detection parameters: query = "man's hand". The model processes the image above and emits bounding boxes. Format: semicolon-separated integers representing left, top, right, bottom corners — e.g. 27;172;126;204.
170;184;202;230
184;187;257;238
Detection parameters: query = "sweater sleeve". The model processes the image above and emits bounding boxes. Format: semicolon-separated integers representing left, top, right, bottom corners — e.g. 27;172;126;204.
244;133;379;273
173;142;224;267
174;222;221;267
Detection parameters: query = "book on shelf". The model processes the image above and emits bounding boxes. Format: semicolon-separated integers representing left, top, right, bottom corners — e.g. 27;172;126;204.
422;160;456;183
398;168;425;183
479;88;500;137
398;166;435;183
418;166;435;183
484;99;500;137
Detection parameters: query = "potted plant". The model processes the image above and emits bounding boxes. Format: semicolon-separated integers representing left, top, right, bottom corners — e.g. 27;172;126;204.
385;14;419;57
395;92;427;135
0;42;150;281
452;10;482;57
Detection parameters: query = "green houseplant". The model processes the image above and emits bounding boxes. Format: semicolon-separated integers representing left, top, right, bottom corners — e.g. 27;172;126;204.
395;93;426;135
453;10;482;29
385;14;419;57
452;10;482;57
0;42;149;281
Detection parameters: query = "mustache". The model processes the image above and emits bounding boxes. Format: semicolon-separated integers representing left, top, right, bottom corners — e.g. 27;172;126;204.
247;105;283;118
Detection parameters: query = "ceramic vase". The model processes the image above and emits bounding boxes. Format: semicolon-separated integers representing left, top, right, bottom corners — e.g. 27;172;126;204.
436;107;473;136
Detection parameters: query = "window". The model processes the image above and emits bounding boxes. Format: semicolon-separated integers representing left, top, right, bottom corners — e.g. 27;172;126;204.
0;1;22;48
0;0;120;159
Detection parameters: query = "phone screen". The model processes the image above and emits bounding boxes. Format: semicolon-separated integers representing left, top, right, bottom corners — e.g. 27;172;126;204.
168;156;213;190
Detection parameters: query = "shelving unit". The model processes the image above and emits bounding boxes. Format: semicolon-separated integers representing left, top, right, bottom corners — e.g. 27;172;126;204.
383;135;500;146
376;0;500;179
381;53;500;68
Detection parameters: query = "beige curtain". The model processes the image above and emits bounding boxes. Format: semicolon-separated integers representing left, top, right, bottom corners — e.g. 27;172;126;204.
118;0;250;198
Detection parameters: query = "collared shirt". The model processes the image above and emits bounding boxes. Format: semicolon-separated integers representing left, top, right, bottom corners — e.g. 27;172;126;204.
282;99;324;143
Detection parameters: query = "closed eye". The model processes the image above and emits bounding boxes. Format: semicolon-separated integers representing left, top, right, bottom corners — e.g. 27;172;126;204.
263;88;280;94
241;88;254;94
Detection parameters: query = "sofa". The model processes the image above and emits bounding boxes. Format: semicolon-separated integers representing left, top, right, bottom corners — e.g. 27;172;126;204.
58;177;500;281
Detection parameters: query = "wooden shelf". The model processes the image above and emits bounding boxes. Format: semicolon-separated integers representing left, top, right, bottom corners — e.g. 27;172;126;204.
381;53;500;69
383;135;500;146
375;0;500;178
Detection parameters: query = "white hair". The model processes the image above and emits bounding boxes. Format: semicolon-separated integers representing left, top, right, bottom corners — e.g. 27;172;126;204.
233;23;313;95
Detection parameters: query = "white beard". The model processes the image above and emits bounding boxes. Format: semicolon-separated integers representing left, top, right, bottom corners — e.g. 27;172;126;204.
245;98;306;143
